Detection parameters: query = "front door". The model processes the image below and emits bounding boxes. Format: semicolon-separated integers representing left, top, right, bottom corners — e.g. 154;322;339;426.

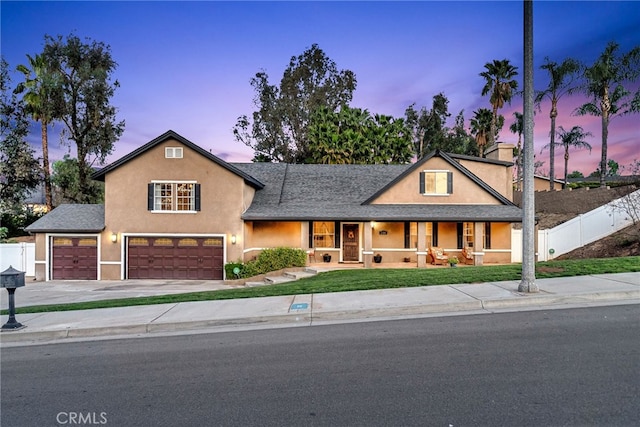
342;224;360;262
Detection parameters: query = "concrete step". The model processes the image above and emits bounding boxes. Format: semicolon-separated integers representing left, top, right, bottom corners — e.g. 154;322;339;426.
244;268;318;287
264;276;296;285
283;271;316;280
244;281;268;287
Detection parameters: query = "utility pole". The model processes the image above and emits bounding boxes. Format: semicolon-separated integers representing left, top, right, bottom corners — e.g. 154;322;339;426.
519;0;539;293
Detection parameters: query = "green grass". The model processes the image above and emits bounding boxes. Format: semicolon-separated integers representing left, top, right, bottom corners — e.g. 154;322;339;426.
3;257;638;315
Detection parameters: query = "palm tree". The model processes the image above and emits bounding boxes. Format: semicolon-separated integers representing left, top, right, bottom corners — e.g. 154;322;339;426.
547;125;592;188
480;59;518;146
470;108;493;157
509;112;524;190
574;42;640;187
535;57;581;190
16;54;62;211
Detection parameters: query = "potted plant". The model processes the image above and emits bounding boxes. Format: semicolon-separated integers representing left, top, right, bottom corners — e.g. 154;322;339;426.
449;256;459;267
322;253;332;263
373;254;382;263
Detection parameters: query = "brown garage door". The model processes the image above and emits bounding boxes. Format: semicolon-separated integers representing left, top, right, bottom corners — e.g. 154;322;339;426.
127;237;223;280
52;237;98;280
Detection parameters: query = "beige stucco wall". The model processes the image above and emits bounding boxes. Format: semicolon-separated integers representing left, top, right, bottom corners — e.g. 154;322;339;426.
534;176;562;191
243;221;302;262
372;157;502;205
371;222;404;248
100;138;251;279
33;233;47;281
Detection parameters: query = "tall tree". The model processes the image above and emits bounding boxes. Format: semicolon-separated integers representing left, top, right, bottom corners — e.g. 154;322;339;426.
42;34;124;202
404;93;450;158
51;154;103;204
444;110;478;156
535;57;581;190
307;106;412;164
469;108;494;157
574;41;640;187
509;111;524;190
546;125;592;188
480;59;518;146
0;58;41;213
368;113;413;164
607;159;619;176
15;53;63;211
234;44;356;163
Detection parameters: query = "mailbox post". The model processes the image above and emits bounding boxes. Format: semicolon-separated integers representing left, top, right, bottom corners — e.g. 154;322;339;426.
1;265;26;331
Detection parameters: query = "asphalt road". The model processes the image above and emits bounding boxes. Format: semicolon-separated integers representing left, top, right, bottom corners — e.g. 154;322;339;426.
2;305;639;426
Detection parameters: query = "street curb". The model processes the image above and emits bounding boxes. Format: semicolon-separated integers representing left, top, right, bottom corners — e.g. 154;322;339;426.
481;290;640;309
1;291;638;344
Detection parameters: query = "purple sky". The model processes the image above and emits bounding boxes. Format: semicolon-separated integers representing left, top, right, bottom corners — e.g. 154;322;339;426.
2;1;639;176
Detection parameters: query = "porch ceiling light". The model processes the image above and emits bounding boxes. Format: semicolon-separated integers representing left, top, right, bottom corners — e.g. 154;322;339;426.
110;232;117;243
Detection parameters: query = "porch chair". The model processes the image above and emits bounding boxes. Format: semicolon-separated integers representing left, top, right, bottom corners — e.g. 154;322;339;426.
461;246;474;265
428;247;449;265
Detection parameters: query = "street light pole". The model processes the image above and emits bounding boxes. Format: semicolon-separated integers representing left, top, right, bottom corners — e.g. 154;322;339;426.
519;0;539;293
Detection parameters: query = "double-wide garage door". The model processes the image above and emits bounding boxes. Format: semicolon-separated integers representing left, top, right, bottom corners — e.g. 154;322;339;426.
127;237;223;280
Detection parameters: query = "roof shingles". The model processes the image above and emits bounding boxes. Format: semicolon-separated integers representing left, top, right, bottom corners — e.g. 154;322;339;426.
234;162;522;222
25;204;105;233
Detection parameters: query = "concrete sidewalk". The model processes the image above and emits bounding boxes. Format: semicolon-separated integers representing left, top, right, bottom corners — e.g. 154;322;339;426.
1;272;638;345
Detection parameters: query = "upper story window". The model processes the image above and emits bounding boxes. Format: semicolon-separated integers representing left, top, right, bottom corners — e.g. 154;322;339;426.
420;171;453;195
147;181;200;212
165;147;183;159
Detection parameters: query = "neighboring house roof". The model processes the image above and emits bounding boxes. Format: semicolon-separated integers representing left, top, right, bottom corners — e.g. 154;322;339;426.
235;154;522;222
514;175;565;184
25;204;105;233
91;130;264;189
24;184;47;205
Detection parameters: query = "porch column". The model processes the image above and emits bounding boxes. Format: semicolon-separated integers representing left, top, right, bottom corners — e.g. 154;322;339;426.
363;221;373;268
473;221;485;266
417;222;427;268
300;221;310;250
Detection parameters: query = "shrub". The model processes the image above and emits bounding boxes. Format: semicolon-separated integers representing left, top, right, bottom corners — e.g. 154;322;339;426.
224;262;245;279
224;247;307;279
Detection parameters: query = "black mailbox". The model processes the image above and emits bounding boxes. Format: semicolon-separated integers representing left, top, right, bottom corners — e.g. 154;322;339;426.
1;265;26;289
1;265;26;331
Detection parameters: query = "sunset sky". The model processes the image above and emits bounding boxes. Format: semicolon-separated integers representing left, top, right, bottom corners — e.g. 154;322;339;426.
2;1;639;176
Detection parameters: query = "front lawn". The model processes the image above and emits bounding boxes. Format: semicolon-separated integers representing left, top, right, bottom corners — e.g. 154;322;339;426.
3;257;638;314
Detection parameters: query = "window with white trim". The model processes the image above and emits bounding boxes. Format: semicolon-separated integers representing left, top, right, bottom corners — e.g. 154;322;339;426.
165;147;183;158
457;222;489;249
313;222;335;248
409;222;434;248
148;182;200;212
463;222;474;248
420;171;453;195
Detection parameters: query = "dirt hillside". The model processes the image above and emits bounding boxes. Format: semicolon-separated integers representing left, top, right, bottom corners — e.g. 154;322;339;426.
514;185;639;259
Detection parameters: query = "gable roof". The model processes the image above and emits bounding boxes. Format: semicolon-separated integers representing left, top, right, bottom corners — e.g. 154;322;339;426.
235;158;522;222
91;130;264;189
25;204;105;233
362;150;515;205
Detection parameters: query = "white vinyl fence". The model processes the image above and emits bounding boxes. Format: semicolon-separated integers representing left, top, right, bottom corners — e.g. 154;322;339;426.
512;189;638;262
0;243;35;276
